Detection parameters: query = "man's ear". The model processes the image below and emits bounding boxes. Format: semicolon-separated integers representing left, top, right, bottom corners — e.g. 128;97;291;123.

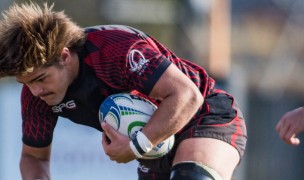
60;47;70;64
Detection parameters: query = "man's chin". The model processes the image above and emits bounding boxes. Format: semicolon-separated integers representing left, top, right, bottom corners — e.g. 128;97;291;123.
40;96;62;106
45;101;58;106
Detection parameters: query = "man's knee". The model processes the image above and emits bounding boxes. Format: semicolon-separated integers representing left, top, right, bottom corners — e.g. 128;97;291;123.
170;161;223;180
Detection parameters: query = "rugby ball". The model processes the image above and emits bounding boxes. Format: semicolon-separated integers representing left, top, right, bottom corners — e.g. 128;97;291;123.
99;93;175;159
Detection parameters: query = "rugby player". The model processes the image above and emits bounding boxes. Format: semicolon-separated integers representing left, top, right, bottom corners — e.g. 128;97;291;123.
0;2;247;180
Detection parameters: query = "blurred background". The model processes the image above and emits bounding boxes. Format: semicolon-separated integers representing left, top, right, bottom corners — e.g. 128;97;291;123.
1;0;304;179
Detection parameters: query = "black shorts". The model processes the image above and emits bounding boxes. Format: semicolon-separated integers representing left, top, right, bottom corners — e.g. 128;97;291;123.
137;90;248;180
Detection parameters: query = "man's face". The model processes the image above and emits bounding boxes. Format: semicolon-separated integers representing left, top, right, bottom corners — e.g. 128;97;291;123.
16;63;73;106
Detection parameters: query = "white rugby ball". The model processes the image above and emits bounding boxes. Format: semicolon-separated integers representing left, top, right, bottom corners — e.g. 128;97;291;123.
99;93;175;159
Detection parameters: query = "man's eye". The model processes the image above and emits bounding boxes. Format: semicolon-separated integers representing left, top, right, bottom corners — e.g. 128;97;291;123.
37;77;45;82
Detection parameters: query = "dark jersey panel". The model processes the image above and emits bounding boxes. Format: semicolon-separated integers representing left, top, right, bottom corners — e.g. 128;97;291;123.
21;25;215;147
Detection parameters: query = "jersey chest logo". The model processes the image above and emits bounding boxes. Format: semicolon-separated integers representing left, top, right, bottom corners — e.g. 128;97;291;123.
52;100;76;113
128;49;150;75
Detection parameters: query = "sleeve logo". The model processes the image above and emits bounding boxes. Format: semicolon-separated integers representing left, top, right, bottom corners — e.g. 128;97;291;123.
128;49;150;75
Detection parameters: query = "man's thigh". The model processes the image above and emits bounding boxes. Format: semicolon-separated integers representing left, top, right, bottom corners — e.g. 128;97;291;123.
173;137;240;180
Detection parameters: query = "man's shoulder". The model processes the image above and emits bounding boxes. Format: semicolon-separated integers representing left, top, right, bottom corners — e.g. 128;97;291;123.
84;25;147;36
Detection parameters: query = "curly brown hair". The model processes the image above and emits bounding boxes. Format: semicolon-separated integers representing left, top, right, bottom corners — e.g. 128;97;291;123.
0;2;86;77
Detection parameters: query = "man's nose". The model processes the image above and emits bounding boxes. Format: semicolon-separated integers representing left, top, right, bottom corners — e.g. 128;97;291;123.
28;84;43;97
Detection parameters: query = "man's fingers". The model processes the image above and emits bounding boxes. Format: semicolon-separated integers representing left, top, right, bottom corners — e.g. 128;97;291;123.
289;135;300;146
101;122;118;141
278;121;289;140
276;119;283;132
102;131;111;144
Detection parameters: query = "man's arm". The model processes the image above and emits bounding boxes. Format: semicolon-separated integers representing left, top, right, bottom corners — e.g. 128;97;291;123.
20;144;51;180
143;63;204;146
101;63;204;163
276;107;304;145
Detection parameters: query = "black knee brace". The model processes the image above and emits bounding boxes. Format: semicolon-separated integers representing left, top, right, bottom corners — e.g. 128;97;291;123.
170;162;221;180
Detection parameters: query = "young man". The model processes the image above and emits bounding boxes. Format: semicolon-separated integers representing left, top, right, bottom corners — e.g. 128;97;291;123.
276;107;304;146
0;2;247;180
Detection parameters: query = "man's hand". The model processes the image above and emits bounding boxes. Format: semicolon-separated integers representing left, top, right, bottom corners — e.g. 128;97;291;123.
276;107;304;145
101;122;136;163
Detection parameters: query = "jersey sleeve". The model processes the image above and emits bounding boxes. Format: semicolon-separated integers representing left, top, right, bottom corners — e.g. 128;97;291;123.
125;41;172;94
21;85;58;147
85;28;171;95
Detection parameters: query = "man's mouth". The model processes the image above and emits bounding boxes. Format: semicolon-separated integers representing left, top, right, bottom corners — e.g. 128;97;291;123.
39;93;53;100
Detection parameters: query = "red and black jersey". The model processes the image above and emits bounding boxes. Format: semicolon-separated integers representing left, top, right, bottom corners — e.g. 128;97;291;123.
21;25;215;147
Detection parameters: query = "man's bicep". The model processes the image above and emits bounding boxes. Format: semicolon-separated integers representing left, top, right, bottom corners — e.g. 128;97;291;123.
149;63;197;100
21;143;51;161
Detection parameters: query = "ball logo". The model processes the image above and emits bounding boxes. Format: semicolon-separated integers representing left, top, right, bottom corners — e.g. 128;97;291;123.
99;94;153;133
99;98;121;129
155;142;164;149
128;121;146;139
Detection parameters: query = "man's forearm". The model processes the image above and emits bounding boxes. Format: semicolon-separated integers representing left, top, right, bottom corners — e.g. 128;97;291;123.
20;154;51;180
